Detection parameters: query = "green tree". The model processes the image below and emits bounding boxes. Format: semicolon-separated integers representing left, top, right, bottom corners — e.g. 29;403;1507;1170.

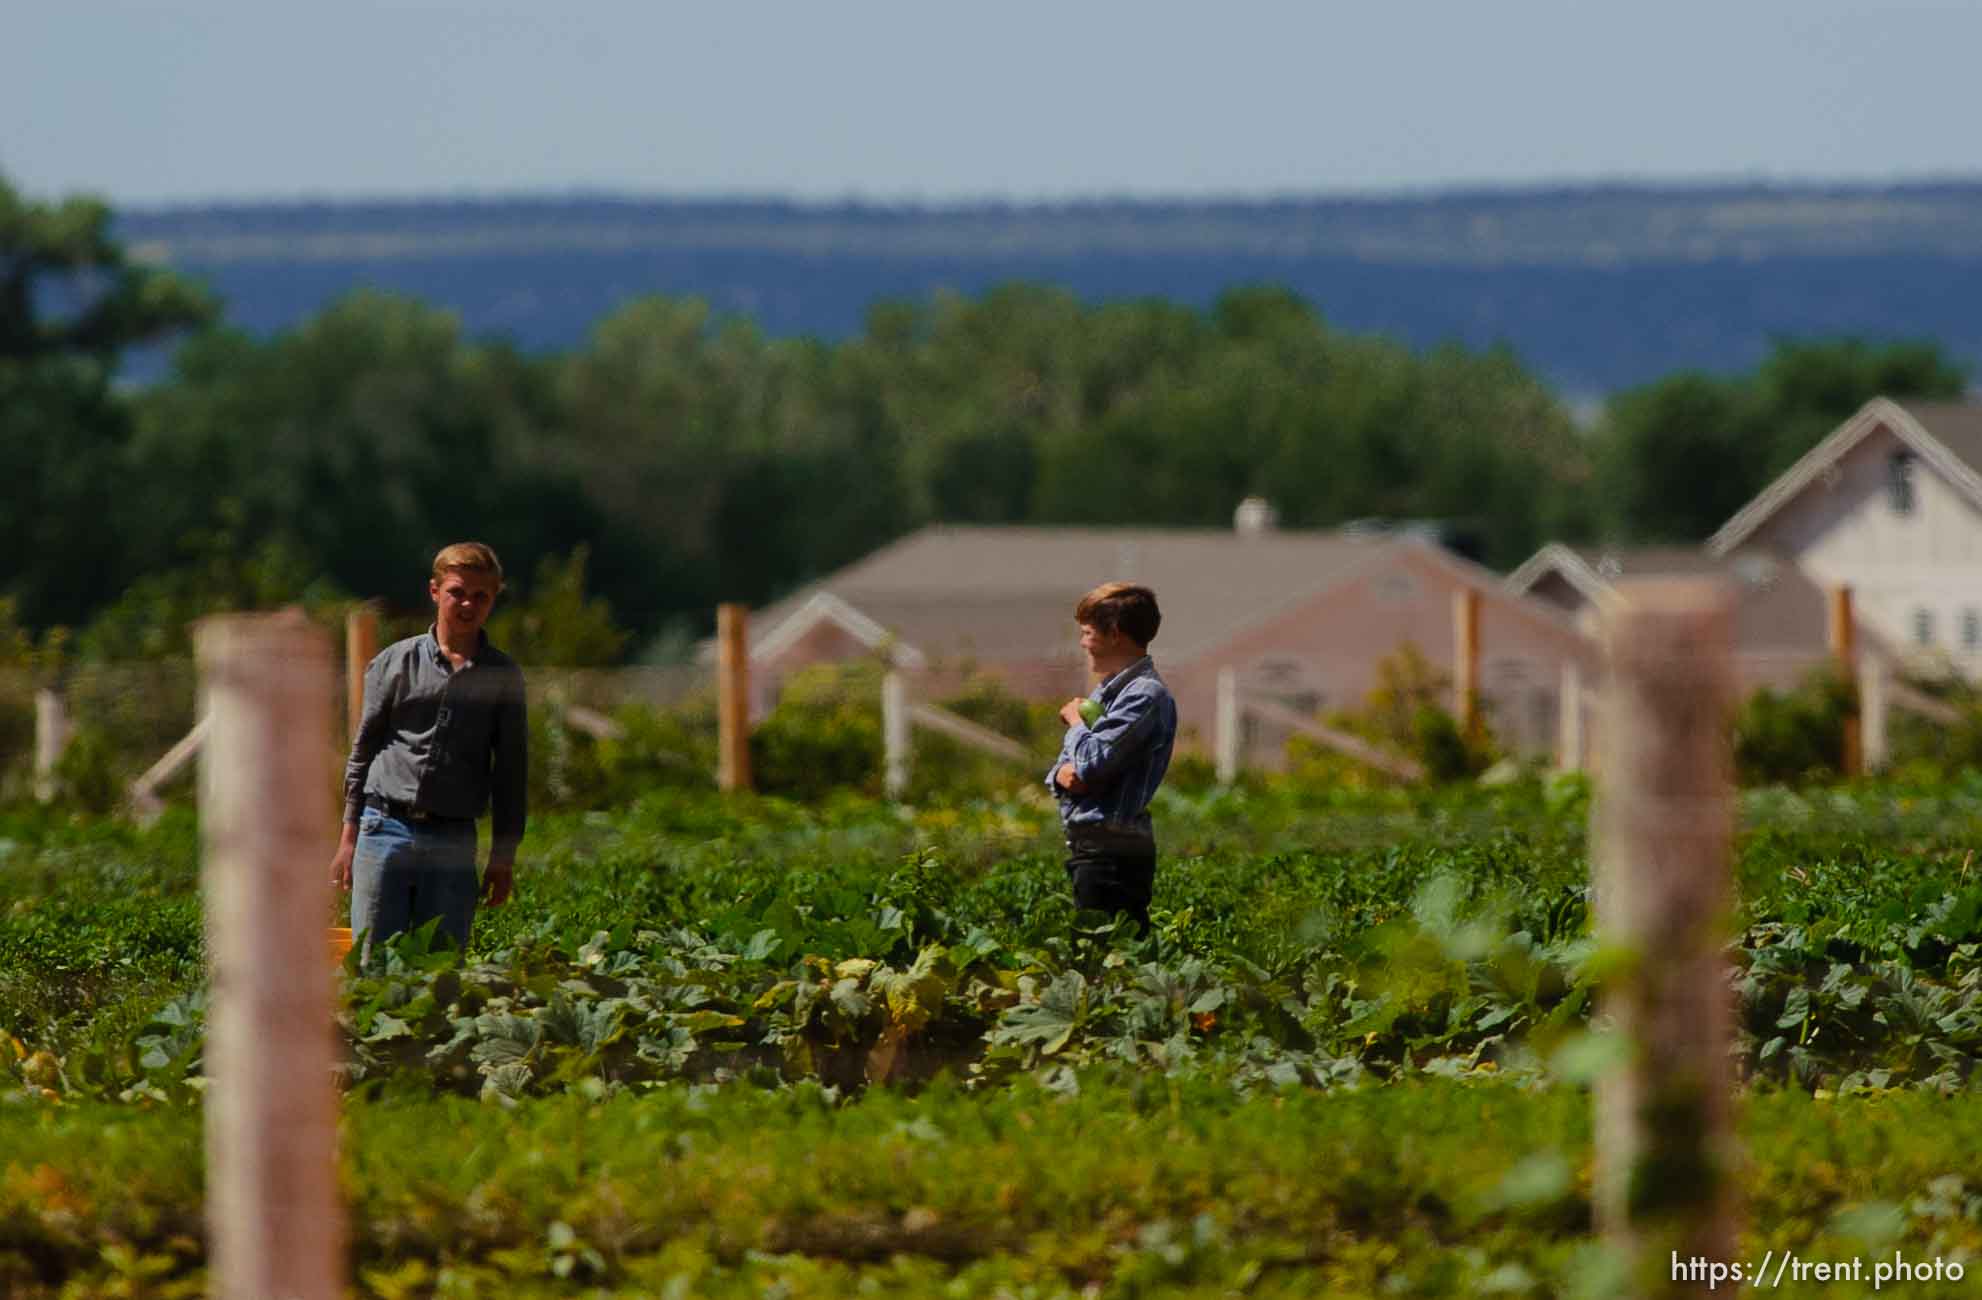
1592;373;1764;543
1752;337;1968;477
0;175;214;626
1033;288;1590;567
73;508;350;661
486;546;630;668
128;292;596;620
1591;337;1969;543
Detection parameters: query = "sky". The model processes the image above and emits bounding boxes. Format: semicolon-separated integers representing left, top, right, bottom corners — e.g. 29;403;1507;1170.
6;0;1981;206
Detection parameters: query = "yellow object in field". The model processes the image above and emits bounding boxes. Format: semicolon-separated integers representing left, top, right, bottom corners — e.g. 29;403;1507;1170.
328;927;354;963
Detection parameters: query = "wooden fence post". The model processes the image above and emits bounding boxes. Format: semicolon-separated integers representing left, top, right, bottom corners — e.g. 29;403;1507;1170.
883;670;910;800
1592;578;1739;1291
1557;661;1582;773
1453;588;1481;741
1829;585;1860;778
194;612;345;1300
33;687;69;804
717;604;752;793
1860;656;1889;773
345;603;378;745
1215;665;1240;785
1240;693;1426;782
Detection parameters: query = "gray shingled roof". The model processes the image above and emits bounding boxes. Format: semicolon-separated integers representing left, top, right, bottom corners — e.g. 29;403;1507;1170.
750;525;1401;665
1902;401;1982;479
1569;546;1834;652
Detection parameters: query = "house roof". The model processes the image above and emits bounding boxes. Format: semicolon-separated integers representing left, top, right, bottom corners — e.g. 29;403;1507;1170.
1908;401;1982;476
740;524;1426;667
733;522;1595;673
1505;542;1888;657
1506;542;1716;607
1707;397;1982;556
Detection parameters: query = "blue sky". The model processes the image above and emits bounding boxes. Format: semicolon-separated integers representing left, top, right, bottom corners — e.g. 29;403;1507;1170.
7;0;1980;205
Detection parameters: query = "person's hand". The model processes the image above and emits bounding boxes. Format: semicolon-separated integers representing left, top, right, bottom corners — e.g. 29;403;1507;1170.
482;860;514;907
330;844;354;893
1054;762;1088;794
1059;698;1087;727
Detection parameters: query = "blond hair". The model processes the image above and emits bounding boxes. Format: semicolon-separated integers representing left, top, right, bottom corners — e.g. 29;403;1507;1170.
431;541;505;590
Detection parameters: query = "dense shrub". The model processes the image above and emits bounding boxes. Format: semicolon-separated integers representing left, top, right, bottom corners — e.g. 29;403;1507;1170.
750;661;887;800
1887;671;1982;779
1289;644;1498;787
1734;668;1852;785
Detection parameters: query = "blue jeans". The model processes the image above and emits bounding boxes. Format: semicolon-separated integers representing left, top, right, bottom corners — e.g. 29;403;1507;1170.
349;810;480;961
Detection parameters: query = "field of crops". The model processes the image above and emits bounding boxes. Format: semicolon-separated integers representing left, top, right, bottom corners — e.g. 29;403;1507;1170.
6;774;1982;1295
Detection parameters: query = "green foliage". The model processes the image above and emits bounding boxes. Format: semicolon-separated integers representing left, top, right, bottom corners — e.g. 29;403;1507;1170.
13;782;1982;1109
0;176;216;629
16;781;1982;1292
1886;672;1982;779
1290;644;1497;786
486;545;631;667
717;664;1056;806
72;506;351;661
8;1070;1982;1295
48;724;124;816
1591;337;1967;543
749;661;887;800
1411;706;1491;784
0;600;68;792
1734;668;1854;786
126;292;594;629
5;211;1603;648
909;672;1063;805
528;694;714;811
4;179;1975;658
0;179;215;367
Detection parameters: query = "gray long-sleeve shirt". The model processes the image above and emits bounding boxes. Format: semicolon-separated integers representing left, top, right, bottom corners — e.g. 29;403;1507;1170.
342;628;528;859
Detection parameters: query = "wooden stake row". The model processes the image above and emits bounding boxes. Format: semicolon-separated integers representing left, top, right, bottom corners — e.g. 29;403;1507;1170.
179;588;1814;1296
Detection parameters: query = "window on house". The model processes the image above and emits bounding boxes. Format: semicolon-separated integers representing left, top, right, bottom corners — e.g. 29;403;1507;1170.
1914;608;1935;647
1257;659;1303;686
1889;452;1917;515
1529;689;1555;748
1964;609;1981;652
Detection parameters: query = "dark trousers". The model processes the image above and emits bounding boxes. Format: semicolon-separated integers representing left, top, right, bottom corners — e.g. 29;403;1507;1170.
1065;844;1156;934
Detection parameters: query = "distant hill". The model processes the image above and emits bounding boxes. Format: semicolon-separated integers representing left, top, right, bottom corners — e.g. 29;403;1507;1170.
118;183;1982;394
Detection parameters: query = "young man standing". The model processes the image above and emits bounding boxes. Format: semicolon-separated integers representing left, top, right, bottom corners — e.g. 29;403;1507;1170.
1046;582;1177;935
331;542;528;961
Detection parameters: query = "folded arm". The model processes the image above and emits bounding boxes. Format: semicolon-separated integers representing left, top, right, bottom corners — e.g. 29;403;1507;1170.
1068;686;1161;792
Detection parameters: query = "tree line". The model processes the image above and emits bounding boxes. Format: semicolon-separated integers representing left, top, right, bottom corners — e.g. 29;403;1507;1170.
2;175;1969;663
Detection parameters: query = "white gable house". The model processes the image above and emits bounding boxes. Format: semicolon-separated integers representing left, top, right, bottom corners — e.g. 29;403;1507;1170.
1708;398;1982;679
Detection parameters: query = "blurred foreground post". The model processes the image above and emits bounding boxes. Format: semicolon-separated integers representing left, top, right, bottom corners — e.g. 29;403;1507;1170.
883;670;909;800
345;603;378;744
1828;585;1860;778
33;687;69;804
1593;579;1739;1291
717;603;752;792
195;613;345;1300
1215;665;1239;785
1452;588;1481;741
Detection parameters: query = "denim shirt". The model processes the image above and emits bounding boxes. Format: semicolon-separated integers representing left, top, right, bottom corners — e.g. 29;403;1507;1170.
1044;656;1177;851
342;628;528;858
